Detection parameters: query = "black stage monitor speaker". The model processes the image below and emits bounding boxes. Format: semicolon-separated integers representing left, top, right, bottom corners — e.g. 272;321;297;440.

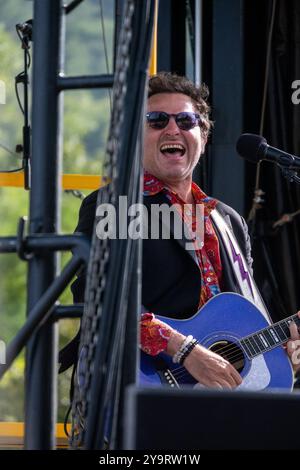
124;386;300;450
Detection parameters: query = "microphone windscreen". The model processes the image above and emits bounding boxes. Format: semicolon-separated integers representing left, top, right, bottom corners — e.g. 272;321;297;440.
236;133;267;163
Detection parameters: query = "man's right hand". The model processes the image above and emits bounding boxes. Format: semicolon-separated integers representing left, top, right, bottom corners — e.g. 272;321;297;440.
183;343;242;389
167;330;242;389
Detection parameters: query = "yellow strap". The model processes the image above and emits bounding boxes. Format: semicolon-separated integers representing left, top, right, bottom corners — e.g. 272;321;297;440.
0;172;104;190
0;421;70;439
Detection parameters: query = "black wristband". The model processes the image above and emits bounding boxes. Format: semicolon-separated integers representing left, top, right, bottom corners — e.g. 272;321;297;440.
179;339;199;365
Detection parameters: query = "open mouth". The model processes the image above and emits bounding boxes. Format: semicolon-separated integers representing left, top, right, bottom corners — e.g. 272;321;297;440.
160;143;186;157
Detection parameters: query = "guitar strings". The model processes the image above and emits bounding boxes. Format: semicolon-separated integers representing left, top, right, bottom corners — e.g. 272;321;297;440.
172;352;244;379
171;351;244;381
182;314;295;361
170;351;244;380
170;348;245;379
169;341;245;373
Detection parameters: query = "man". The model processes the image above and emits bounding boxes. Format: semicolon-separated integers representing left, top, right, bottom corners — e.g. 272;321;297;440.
63;72;300;389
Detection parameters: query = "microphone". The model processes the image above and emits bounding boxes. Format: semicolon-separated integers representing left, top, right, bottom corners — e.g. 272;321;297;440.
236;133;300;170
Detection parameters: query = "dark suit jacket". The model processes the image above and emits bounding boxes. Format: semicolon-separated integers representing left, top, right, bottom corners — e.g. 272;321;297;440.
71;189;252;318
59;188;252;372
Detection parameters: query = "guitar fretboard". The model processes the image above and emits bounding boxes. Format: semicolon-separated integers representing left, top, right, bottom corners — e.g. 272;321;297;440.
241;313;300;358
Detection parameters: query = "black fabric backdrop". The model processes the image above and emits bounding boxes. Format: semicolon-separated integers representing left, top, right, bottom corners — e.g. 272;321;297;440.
244;0;300;321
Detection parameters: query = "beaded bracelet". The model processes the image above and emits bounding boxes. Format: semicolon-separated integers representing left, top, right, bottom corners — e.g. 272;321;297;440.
179;338;199;365
172;335;194;364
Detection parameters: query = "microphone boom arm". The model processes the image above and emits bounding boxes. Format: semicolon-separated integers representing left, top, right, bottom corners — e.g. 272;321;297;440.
280;167;300;185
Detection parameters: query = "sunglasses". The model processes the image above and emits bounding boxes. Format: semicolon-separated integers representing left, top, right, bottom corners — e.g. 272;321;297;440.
146;111;202;131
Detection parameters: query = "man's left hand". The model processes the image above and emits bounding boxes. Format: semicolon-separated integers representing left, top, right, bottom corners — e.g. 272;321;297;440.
287;311;300;373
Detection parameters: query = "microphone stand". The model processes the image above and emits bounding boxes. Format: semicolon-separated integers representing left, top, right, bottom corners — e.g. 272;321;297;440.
280;167;300;184
15;22;32;190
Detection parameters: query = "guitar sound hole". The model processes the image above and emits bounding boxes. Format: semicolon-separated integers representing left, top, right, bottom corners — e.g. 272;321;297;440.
209;341;245;373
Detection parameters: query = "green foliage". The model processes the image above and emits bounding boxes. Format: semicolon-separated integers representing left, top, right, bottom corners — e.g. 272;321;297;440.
0;0;114;425
0;356;25;422
65;0;114;76
63;90;110;174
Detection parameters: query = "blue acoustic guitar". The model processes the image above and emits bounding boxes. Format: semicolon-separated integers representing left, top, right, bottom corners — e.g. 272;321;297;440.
140;293;297;391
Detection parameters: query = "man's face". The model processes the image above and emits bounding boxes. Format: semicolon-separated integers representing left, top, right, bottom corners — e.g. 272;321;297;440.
143;93;206;184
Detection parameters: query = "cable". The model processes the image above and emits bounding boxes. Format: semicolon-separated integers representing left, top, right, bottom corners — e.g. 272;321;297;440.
71;0;156;450
15;74;25;115
14;21;32;190
0;142;20;158
247;0;277;223
272;208;300;229
0;167;24;174
63;364;77;439
64;189;85;200
99;0;112;111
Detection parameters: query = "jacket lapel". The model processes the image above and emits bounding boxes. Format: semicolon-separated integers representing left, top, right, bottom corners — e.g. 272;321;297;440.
143;193;199;266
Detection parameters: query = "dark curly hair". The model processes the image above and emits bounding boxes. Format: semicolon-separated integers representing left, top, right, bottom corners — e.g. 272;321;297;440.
148;72;212;138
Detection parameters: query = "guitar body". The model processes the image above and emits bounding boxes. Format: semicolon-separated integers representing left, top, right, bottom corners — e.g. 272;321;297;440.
140;293;294;391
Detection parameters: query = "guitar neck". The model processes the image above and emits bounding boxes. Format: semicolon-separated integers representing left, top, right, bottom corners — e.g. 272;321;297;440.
241;313;300;358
